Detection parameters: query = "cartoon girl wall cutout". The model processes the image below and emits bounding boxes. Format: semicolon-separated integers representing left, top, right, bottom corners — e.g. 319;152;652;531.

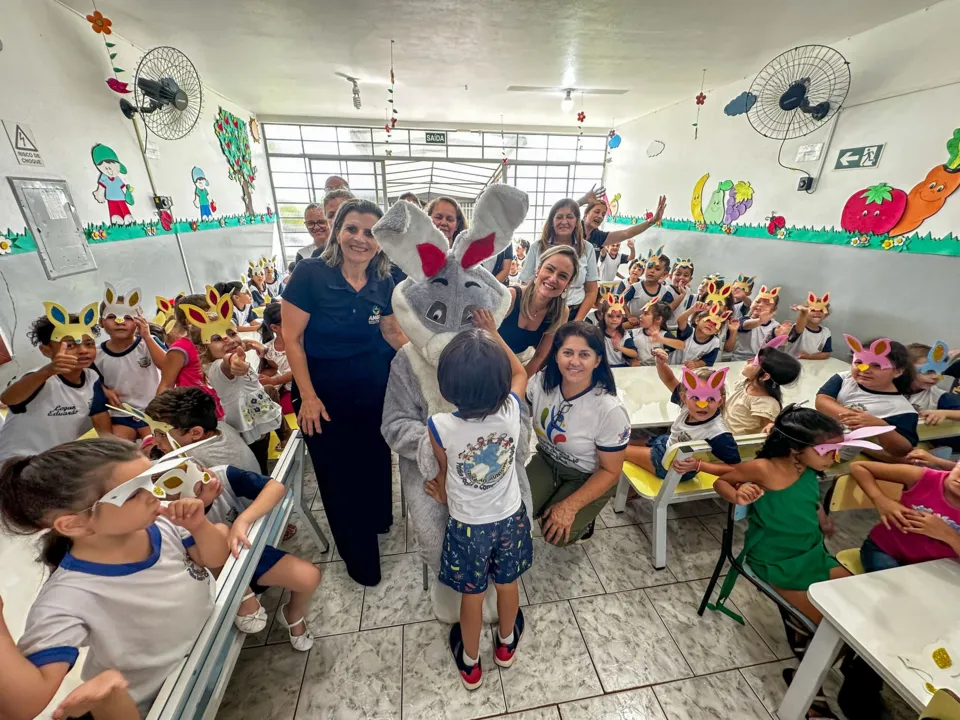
192;167;216;219
91;144;135;224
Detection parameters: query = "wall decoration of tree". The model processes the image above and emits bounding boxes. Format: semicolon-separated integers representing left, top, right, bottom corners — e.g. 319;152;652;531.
214;107;256;216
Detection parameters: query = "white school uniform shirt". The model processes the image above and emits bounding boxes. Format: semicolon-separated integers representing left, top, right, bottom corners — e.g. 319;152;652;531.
785;325;833;357
673;327;721;366
264;340;292;391
664;389;741;464
666;286;695;331
598;251;629;283
204;464;271;525
17;517;215;717
818;371;919;447
518;241;599;308
527;374;631;474
96;337;162;416
603;333;630;367
232;304;256;327
732;318;777;360
908;386;960;413
428;393;523;525
207;359;283;443
0;369;107;462
623;328;677;366
623;281;674;317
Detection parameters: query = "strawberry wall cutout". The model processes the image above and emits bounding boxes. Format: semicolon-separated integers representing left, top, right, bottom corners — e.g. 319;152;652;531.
840;183;907;235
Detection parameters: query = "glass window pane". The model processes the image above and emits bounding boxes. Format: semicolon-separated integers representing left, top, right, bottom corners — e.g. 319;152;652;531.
516;178;538;192
517;148;547;161
548;149;577;162
449;131;482;146
580;135;608;151
266;139;303;154
268;157;307;172
544;165;568;178
338;140;373;155
380;143;409;156
549;135;578;149
302;141;339;155
300;126;338;142
545;178;567;192
279;203;308;217
263;124;301;140
484;147;507;159
337;127;367;142
270;172;308;188
518;133;548;148
449;146;483;159
275;188;311;203
350;175;376;190
411;144;447;157
577;150;605;164
515;165;538;178
408;130;427;144
310;159;344;174
347;161;375;174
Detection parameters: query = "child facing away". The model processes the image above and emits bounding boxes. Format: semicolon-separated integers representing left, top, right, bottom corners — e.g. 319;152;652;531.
0;305;112;462
425;310;532;690
146;387;260;474
597;240;635;284
816;335;918;459
97;284;167;442
0;438;229;719
163;455;321;649
624;354;741;480
850;457;960;572
157;292;225;420
594;294;631;368
623;246;674;325
724;338;801;435
673;301;726;368
785;292;833;360
732;285;780;361
665;258;696;332
179;288;282;474
622;300;685;366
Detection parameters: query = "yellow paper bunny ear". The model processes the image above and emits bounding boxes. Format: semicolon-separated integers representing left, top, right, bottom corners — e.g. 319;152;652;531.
180;287;235;344
43;301;100;343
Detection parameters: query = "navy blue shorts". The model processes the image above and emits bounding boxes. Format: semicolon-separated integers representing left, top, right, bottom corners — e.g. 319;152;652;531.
250;544;288;594
112;415;148;430
439;503;533;594
648;434;698;481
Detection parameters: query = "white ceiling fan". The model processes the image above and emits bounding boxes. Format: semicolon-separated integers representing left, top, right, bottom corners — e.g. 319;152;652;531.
507;86;628;113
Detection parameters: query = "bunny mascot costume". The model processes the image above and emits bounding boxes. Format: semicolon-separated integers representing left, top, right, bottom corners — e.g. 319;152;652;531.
377;185;534;623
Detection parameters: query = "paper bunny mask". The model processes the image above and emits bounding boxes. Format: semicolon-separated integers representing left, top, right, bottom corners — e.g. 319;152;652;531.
812;426;895;456
180;286;235;344
807;292;830;313
643;246;665;269
751;334;789;365
373;184;528;365
845;335;894;371
732;275;755;294
703;302;731;328
704;281;732;304
674;257;694;270
918;341;951;375
681;366;729;409
756;285;780;303
97;438;214;507
603;293;626;314
102;283;143;323
154;460;212;498
43;301;99;344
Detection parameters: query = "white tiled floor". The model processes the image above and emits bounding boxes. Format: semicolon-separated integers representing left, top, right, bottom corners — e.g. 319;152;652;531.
217;460;917;720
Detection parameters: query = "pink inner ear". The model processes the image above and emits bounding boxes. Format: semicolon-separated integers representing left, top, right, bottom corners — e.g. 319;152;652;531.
460;232;496;269
416;243;447;277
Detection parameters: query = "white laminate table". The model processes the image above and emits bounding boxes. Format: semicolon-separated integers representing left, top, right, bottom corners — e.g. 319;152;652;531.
612;358;850;428
778;559;960;720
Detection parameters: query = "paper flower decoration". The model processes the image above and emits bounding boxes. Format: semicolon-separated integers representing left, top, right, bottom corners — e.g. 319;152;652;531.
189;221;199;231
776;229;787;239
722;224;735;235
696;93;706;105
145;225;157;236
577;111;586;123
219;218;227;227
0;239;11;255
86;11;112;34
106;78;131;94
159;211;173;231
696;222;707;232
882;238;895;250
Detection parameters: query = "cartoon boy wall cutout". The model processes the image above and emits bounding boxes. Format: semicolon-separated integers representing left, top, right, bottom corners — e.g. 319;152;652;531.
192;167;216;219
91;144;135;224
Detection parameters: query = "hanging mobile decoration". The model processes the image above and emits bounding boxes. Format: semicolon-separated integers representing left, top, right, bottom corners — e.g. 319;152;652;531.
577;93;586;149
384;109;392;156
87;5;130;94
608;129;622;149
388;40;398;129
500;115;508;166
693;69;706;139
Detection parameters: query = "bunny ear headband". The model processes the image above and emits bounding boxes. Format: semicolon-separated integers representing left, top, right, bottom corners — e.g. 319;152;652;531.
806;292;831;312
751;333;789;365
704;302;731;327
43;301;99;343
844;334;894;371
373;184;528;281
732;274;756;294
603;293;626;313
681;366;729;408
107;402;174;437
812;426;896;457
918;341;952;375
756;285;781;302
96;437;215;507
644;245;665;268
179;286;235;344
705;281;732;304
674;257;694;270
102;283;143;323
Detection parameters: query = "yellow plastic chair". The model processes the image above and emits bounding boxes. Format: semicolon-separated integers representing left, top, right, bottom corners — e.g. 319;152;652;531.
828;473;903;575
921;689;960;720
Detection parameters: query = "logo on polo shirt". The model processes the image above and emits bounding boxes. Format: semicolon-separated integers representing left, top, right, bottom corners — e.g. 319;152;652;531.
368;306;382;324
48;404;80;417
138;356;152;368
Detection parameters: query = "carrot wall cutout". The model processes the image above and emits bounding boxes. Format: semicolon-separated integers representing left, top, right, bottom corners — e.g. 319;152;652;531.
889;128;960;238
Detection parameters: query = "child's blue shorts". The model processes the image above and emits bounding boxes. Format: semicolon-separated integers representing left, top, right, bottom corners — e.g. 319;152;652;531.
649;434;699;481
439;503;533;595
112;415;148;431
250;544;288;594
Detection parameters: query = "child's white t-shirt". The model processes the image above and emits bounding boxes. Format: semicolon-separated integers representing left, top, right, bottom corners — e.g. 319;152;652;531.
673;327;721;366
96;337;162;416
733;319;778;360
0;368;107;462
908;386;960;413
16;517;215;717
204;464;271;525
428;393;523;525
598;252;629;283
527;376;631;474
623;281;674;317
666;286;695;331
207;360;282;443
624;328;677;366
232;304;256;327
666;388;741;463
818;371;919;446
785;325;833;357
603;333;629;367
264;340;292;391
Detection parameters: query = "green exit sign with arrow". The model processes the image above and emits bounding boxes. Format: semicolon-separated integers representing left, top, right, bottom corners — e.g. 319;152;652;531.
834;144;885;170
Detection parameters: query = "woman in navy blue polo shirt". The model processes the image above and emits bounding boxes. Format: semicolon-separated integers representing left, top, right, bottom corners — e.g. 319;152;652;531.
282;198;408;586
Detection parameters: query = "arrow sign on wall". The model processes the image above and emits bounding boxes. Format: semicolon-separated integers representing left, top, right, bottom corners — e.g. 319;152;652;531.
834;144;885;170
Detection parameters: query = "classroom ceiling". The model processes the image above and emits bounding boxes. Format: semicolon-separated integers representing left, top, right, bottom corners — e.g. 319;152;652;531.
59;0;938;126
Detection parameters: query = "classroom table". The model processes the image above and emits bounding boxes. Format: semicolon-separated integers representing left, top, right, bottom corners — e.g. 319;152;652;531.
777;559;960;720
612;358;850;428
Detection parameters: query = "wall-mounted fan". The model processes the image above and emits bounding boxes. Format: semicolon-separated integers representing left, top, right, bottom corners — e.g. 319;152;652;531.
746;45;850;140
120;46;203;140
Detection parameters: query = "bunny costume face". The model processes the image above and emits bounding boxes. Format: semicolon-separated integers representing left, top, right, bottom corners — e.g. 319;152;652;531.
373;185;529;367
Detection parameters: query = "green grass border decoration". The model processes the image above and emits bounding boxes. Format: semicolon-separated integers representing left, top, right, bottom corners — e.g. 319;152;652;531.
605;214;960;256
0;212;276;258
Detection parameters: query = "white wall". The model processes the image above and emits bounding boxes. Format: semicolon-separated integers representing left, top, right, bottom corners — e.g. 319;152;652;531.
0;0;276;383
605;1;960;348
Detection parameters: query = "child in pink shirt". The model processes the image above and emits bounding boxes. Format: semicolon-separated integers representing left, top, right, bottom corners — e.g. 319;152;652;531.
157;294;224;419
850;456;960;571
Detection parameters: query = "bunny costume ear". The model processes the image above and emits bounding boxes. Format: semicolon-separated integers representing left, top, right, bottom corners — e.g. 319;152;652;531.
373;199;450;281
681;367;729;408
107;402;173;435
43;301;100;343
751;333;789;365
180;285;234;344
812;426;895;456
102;283;142;323
451;185;528;269
845;334;894;370
705;282;732;304
919;341;952;375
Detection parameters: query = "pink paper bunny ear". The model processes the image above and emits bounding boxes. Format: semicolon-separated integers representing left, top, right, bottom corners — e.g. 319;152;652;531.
764;334;789;350
844;334;864;354
372;200;450;281
681;367;700;392
846;334;894;370
813;426;895;455
451;185;529;269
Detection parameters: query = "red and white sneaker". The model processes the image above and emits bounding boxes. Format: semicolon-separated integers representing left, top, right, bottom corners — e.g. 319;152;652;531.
449;623;483;690
494;607;525;668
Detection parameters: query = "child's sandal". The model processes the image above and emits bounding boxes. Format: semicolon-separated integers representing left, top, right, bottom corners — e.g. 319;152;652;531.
234;592;268;634
277;601;314;651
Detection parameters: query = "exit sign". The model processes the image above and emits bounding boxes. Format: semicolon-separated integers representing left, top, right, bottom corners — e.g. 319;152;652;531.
425;132;447;144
